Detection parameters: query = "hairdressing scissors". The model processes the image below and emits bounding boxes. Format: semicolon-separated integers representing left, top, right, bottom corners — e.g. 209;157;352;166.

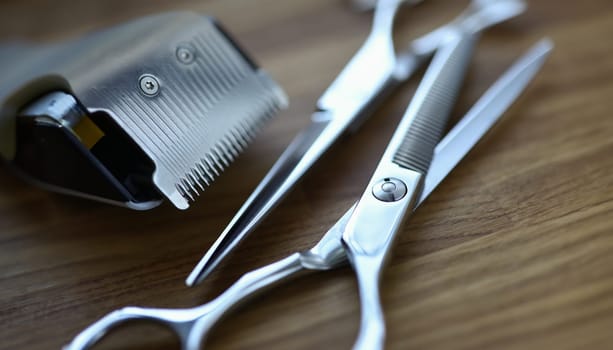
187;0;528;287
65;33;552;350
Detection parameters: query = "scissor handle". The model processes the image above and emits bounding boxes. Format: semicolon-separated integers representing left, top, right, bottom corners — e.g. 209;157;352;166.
66;253;309;350
64;306;203;350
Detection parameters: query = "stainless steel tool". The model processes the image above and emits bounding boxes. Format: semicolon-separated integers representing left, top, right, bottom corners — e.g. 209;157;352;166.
0;12;287;210
64;38;552;350
187;0;527;286
345;25;478;350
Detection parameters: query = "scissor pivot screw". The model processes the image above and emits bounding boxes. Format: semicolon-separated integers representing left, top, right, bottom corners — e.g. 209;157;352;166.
372;177;407;202
139;74;160;96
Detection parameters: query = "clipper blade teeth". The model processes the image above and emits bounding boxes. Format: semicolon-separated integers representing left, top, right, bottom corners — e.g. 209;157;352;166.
173;97;284;206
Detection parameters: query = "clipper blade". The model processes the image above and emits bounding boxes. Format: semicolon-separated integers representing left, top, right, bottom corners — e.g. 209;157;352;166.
0;12;288;210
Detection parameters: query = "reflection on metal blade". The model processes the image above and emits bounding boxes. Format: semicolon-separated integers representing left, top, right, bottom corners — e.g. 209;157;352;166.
421;38;553;201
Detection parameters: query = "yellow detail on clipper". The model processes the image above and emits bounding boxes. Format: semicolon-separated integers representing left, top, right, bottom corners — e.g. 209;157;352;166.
72;116;104;149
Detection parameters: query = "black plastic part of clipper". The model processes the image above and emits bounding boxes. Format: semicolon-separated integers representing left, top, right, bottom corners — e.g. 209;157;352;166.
88;111;161;204
11;101;162;206
12;116;136;203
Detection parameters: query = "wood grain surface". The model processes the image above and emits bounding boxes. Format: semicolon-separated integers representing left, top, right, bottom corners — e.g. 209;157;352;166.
1;0;613;349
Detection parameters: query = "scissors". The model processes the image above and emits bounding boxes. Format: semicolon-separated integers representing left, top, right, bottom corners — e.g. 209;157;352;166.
65;31;553;350
186;0;528;286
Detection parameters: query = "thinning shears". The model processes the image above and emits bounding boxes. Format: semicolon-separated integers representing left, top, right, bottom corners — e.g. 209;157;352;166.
187;0;528;286
65;32;552;350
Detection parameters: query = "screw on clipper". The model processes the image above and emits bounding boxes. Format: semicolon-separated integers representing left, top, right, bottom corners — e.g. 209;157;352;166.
139;74;160;96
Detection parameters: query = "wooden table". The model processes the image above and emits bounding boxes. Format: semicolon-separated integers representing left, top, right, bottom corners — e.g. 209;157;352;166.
2;0;613;349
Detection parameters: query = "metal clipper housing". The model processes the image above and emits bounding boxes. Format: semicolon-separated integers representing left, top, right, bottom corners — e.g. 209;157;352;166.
0;12;288;210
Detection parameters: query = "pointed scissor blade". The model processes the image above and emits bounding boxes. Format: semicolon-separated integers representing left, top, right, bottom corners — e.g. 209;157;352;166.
421;38;553;201
185;117;335;287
